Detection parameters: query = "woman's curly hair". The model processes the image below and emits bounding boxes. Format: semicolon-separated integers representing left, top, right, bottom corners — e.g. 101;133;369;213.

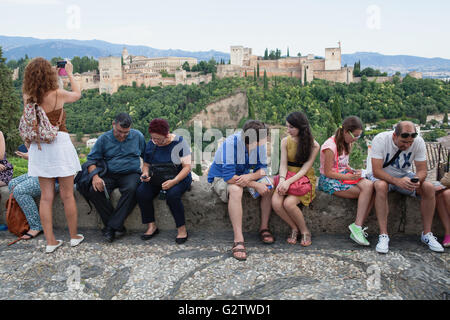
22;57;59;105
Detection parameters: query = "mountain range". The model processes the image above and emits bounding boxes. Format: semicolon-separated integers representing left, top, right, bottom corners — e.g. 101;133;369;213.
1;35;449;78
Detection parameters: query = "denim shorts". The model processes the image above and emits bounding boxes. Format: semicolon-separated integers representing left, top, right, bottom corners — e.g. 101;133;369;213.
366;171;419;198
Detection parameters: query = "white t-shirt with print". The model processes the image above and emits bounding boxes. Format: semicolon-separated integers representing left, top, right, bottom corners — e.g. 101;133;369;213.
366;131;426;178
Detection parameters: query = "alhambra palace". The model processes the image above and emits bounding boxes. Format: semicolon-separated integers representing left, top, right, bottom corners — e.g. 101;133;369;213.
64;43;422;94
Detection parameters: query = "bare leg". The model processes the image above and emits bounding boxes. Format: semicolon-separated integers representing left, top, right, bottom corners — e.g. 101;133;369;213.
38;177;57;245
228;184;246;259
272;192;298;231
416;181;435;234
259;189;273;232
373;180;390;235
58;175;81;240
283;195;309;235
334;185;370;226
436;191;450;235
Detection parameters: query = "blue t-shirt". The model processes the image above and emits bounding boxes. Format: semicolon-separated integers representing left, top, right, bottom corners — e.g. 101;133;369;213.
144;135;192;180
87;129;146;174
207;132;267;183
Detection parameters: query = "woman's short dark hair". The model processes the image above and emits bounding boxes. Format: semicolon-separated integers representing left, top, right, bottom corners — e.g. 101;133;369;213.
114;113;132;128
148;118;170;136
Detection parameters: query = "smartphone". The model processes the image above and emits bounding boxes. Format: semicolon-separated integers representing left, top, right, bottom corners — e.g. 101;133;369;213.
17;144;28;153
141;175;148;180
410;178;419;183
57;60;67;76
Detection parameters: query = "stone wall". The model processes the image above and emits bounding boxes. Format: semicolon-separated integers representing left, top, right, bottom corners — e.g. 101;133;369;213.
353;76;394;83
188;92;248;129
0;178;444;236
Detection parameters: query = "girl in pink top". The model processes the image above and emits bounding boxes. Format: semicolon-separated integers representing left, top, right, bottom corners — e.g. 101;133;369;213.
318;116;375;246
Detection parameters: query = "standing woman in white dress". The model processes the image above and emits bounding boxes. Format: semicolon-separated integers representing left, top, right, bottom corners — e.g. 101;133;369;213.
22;58;84;253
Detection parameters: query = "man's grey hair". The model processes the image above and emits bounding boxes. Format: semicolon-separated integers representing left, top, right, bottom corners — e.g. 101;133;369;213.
114;113;132;128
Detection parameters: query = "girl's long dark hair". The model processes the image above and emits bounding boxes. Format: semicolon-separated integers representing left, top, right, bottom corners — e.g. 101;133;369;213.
335;116;363;156
286;111;313;165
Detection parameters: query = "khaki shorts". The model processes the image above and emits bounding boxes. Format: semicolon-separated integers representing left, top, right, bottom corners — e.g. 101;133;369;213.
211;177;230;203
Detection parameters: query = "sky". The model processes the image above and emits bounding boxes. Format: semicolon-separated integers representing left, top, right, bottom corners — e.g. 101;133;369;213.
0;0;449;58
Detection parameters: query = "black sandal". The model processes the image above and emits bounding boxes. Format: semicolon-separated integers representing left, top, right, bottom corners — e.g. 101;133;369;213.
21;230;42;240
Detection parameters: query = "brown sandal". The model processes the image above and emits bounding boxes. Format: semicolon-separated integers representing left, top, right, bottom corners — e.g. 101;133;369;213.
231;242;247;261
287;230;298;245
259;229;275;244
300;233;312;247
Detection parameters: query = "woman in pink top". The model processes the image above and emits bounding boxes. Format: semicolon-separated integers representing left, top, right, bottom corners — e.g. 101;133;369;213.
318;116;374;246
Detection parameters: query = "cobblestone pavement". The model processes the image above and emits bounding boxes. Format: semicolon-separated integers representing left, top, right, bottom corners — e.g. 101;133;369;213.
0;229;448;300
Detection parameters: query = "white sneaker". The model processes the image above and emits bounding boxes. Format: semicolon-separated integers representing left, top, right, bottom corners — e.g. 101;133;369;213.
421;232;444;253
70;234;84;247
376;234;390;254
46;240;63;253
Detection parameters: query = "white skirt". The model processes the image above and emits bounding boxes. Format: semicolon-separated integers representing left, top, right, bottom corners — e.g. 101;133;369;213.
28;132;81;178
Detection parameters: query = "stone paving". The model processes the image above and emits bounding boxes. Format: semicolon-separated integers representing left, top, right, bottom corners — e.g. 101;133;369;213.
0;229;448;300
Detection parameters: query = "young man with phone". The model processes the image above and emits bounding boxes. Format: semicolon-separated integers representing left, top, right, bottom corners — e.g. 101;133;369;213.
366;121;444;253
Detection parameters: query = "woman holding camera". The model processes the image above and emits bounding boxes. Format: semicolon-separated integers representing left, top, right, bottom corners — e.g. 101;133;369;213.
22;58;83;253
136;118;192;244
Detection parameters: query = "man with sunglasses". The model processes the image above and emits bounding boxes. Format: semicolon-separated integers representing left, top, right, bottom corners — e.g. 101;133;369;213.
366;121;444;253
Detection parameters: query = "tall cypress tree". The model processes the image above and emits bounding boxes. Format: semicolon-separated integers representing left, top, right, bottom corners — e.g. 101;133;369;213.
257;63;260;78
263;70;268;90
253;68;257;82
287;47;290;57
0;47;22;155
264;48;269;60
331;95;343;126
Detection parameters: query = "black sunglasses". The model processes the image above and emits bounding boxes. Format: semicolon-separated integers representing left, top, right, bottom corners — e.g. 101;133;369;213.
400;132;418;139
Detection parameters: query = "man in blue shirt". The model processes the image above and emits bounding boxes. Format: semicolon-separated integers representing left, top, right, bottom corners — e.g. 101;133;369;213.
87;113;146;242
208;120;274;261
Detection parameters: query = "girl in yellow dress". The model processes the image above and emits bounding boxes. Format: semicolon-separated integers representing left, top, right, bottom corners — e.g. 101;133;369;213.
272;112;320;246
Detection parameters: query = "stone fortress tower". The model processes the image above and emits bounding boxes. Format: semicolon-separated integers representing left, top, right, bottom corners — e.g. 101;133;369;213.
98;56;123;94
325;41;342;71
218;42;354;84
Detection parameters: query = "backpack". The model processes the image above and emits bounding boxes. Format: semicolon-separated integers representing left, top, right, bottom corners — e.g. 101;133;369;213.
18;92;63;150
5;193;29;238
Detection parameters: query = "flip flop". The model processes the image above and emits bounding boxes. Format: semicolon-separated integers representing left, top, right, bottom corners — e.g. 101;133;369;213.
21;230;43;240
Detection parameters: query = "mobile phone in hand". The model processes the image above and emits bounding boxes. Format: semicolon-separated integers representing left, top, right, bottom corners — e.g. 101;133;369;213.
410;177;419;183
17;144;28;153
